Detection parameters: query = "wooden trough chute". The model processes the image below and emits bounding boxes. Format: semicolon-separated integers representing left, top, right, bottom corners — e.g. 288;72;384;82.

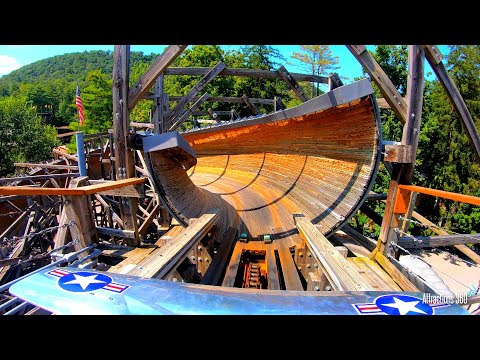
145;79;382;247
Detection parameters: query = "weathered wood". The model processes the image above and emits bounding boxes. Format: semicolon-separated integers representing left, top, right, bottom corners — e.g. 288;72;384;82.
88;179;145;198
398;233;480;248
128;45;187;110
166;62;226;127
383;144;413;163
341;225;377;252
14;163;78;171
335;246;349;258
296;215;373;291
130;122;154;129
0;178;145;196
63;177;98;252
241;94;259;115
0;173;79;184
222;241;244;287
401;45;425;183
276;240;304;291
347;45;408;124
201;227;237;285
170;93;210;131
412;210;480;265
164;67;329;83
330;231;371;257
376;179;402;255
108;246;157;274
307;270;329;291
138;204;160;236
277;65;309;102
96;226;136;239
374;252;418;291
328;73;343;91
128;210;219;278
152;73;164;134
423;45;480;160
348;257;402;291
52;148;79;162
265;245;280;290
146;95;275;105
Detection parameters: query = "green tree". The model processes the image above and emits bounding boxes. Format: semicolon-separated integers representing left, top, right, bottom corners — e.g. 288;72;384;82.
291;45;339;97
0;96;59;177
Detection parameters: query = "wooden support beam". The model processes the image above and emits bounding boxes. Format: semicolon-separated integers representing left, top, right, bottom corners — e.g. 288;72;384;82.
241;94;259;115
398;233;480;248
347;45;408;124
276;240;304;291
52;148;79;162
374;252;418;291
128;209;219;278
63;177;98;253
164;67;329;83
359;203;383;227
146;95;275;105
423;45;480;160
138;204;160;236
330;231;371;257
412;211;480;264
328;73;343;91
128;45;187;110
401;45;425;183
276;65;309;102
169;93;210;131
0;173;79;184
113;45;140;247
295;215;374;291
14;163;78;171
96;226;136;239
341;225;377;252
201;227;237;285
88;179;145;198
0;178;145;196
131;122;154;129
151;73;164;134
266;245;280;290
166;62;226;127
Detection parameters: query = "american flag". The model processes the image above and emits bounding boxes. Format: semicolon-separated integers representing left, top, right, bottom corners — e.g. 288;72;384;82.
75;85;84;125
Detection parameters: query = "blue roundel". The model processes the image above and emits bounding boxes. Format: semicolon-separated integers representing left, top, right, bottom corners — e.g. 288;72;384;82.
58;271;112;293
375;294;434;315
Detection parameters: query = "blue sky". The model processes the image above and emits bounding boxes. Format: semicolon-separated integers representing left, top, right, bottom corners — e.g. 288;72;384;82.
0;44;450;80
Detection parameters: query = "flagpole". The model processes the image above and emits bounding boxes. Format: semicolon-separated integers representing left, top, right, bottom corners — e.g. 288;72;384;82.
76;81;80;132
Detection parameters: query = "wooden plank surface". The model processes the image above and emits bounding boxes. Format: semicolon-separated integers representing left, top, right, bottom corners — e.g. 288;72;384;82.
295;216;374;291
222;241;244;287
348;257;402;291
374;252;418;291
276;240;303;290
266;245;280;290
127;210;219;278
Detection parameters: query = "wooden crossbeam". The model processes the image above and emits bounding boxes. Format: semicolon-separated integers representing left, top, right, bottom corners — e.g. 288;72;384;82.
128;45;187;110
0;178;145;196
398;233;480;248
276;65;309;102
14;163;78;171
347;45;408;124
138;204;160;235
241;94;259;115
169;93;210;131
164;67;328;83
295;215;374;291
127;209;219;278
52;148;79;162
166;62;226;127
96;226;136;239
423;45;480;160
397;184;480;206
0;173;79;184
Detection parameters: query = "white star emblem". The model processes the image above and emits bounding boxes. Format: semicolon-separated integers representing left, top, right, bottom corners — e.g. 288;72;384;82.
63;274;107;290
382;297;427;315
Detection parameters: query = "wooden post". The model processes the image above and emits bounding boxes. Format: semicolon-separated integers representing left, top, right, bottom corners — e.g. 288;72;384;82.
151;74;164;134
347;45;408;124
277;65;309;102
423;45;480;161
113;45;139;247
328;73;343;91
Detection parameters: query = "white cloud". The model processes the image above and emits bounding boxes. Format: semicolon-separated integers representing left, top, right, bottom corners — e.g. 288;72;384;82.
0;55;22;77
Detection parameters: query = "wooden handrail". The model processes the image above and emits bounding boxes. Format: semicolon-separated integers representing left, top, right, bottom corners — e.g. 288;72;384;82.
398;184;480;206
0;178;145;196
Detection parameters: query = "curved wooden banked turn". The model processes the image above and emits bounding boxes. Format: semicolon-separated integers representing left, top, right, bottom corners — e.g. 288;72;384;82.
145;79;382;248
